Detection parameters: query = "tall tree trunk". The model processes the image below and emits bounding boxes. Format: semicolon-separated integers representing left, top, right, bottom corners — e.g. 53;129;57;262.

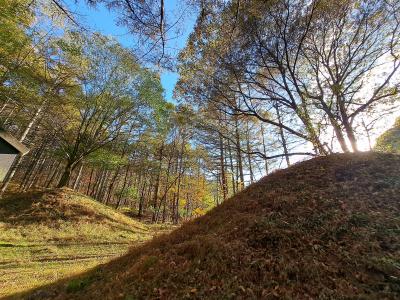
0;101;8;114
57;161;75;188
43;159;58;187
338;96;358;152
19;153;39;190
97;170;110;202
330;117;350;153
25;156;47;191
234;116;244;190
361;119;373;150
260;124;269;175
342;117;358;152
218;132;227;201
73;164;84;191
20;102;45;142
104;169;118;205
30;156;48;188
86;167;95;195
116;166;131;209
155;154;173;222
295;99;328;155
227;139;236;194
174;140;185;224
137;179;147;219
152;142;164;223
245;121;254;184
46;161;62;188
275;104;291;167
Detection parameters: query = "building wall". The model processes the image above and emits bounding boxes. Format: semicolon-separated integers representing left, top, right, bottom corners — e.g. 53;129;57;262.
0;140;19;181
0;154;16;181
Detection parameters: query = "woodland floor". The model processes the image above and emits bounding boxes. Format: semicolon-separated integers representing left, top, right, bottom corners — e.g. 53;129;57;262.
0;189;172;298
11;152;400;300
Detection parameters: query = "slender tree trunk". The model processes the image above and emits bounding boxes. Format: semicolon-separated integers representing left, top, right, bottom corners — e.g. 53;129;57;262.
0;101;8;114
162;194;168;223
227;139;236;194
105;169;119;205
19;154;39;190
171;192;176;222
73;164;84;191
20;102;45;142
86;167;94;195
20;138;48;190
218;132;227;201
90;169;101;197
46;161;62;188
116;166;131;208
156;155;173;222
31;156;49;188
361;119;373;150
3;107;16;125
260;124;269;175
245;121;254;184
97;170;110;202
43;159;57;186
152;143;164;223
234;116;244;190
275;104;291;167
26;156;47;190
174;141;185;224
137;179;147;218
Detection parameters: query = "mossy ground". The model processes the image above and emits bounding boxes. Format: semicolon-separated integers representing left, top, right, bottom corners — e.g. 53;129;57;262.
0;189;171;298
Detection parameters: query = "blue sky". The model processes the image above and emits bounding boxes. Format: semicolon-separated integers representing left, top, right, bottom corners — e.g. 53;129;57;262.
64;0;196;103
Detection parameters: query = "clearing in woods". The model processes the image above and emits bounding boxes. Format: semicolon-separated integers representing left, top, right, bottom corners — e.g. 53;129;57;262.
0;189;171;298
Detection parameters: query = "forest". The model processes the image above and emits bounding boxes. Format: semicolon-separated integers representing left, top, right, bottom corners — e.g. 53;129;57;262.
0;0;399;299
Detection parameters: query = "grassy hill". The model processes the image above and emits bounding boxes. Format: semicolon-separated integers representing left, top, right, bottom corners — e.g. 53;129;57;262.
0;188;169;298
10;152;400;299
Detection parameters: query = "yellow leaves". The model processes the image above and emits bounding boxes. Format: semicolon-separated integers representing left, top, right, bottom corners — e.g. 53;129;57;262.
193;207;205;216
179;198;187;209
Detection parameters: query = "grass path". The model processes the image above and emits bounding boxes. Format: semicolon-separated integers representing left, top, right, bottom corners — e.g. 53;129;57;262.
0;188;172;298
0;242;132;297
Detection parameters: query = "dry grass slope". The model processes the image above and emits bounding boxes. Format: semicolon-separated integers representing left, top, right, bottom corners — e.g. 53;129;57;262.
0;189;166;298
17;153;400;299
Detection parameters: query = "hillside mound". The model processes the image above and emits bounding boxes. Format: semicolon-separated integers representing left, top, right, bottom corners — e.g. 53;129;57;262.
0;189;161;298
23;153;400;299
0;188;150;243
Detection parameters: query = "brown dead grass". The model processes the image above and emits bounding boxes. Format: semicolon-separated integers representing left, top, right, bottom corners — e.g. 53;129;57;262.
15;152;400;299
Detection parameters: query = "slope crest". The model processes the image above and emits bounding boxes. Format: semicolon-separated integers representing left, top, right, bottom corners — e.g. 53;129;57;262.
0;188;149;243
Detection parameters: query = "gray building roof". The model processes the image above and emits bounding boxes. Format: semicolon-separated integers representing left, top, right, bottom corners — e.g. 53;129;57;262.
0;130;29;155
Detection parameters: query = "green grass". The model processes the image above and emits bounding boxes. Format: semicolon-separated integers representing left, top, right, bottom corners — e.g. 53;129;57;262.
0;188;171;298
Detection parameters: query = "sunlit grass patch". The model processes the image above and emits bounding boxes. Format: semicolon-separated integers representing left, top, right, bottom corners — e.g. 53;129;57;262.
0;188;173;298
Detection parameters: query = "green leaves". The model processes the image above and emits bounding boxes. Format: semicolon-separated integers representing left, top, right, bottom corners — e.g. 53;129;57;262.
87;149;128;169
